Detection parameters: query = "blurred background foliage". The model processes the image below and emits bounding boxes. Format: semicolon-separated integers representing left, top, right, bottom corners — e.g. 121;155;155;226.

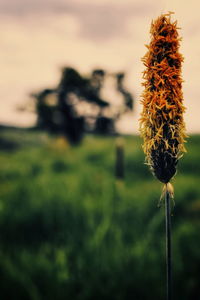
0;127;200;300
30;67;134;144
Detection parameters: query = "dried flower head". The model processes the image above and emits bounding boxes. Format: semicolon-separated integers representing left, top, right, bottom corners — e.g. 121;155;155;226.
140;12;187;183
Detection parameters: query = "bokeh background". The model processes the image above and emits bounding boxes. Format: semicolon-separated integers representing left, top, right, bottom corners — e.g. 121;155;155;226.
0;0;200;299
1;0;200;133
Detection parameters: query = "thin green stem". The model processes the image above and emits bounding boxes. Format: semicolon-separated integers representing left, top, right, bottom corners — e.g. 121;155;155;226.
165;189;172;300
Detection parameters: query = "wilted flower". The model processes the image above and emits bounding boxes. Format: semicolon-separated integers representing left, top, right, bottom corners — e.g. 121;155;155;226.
140;12;187;184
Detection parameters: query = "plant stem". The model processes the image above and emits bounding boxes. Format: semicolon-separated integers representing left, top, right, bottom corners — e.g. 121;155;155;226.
165;189;172;300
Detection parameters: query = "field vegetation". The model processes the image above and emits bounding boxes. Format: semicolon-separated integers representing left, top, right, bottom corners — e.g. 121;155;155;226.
0;128;199;300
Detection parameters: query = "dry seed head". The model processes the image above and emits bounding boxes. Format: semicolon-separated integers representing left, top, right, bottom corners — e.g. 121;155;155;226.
140;12;187;183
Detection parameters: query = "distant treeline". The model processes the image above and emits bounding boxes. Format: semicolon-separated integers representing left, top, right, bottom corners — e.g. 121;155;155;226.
31;67;134;144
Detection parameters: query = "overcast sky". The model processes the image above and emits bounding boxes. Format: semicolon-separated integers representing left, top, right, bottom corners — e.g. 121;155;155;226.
0;0;200;133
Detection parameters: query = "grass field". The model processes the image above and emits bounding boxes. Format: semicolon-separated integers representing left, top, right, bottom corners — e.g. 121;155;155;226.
0;128;200;300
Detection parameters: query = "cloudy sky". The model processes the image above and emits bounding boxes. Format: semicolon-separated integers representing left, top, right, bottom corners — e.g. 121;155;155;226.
0;0;199;133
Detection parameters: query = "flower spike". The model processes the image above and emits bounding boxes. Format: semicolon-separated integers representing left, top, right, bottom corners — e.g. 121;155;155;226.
140;12;187;183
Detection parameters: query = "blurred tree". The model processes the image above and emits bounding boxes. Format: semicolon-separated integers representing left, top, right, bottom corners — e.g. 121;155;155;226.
31;67;134;144
116;72;134;111
32;89;57;132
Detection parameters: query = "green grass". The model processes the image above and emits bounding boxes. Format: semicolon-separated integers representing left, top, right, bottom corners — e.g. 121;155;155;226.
0;129;200;300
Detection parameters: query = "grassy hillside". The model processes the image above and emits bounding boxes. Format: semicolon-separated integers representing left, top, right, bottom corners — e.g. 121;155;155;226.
0;128;200;300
